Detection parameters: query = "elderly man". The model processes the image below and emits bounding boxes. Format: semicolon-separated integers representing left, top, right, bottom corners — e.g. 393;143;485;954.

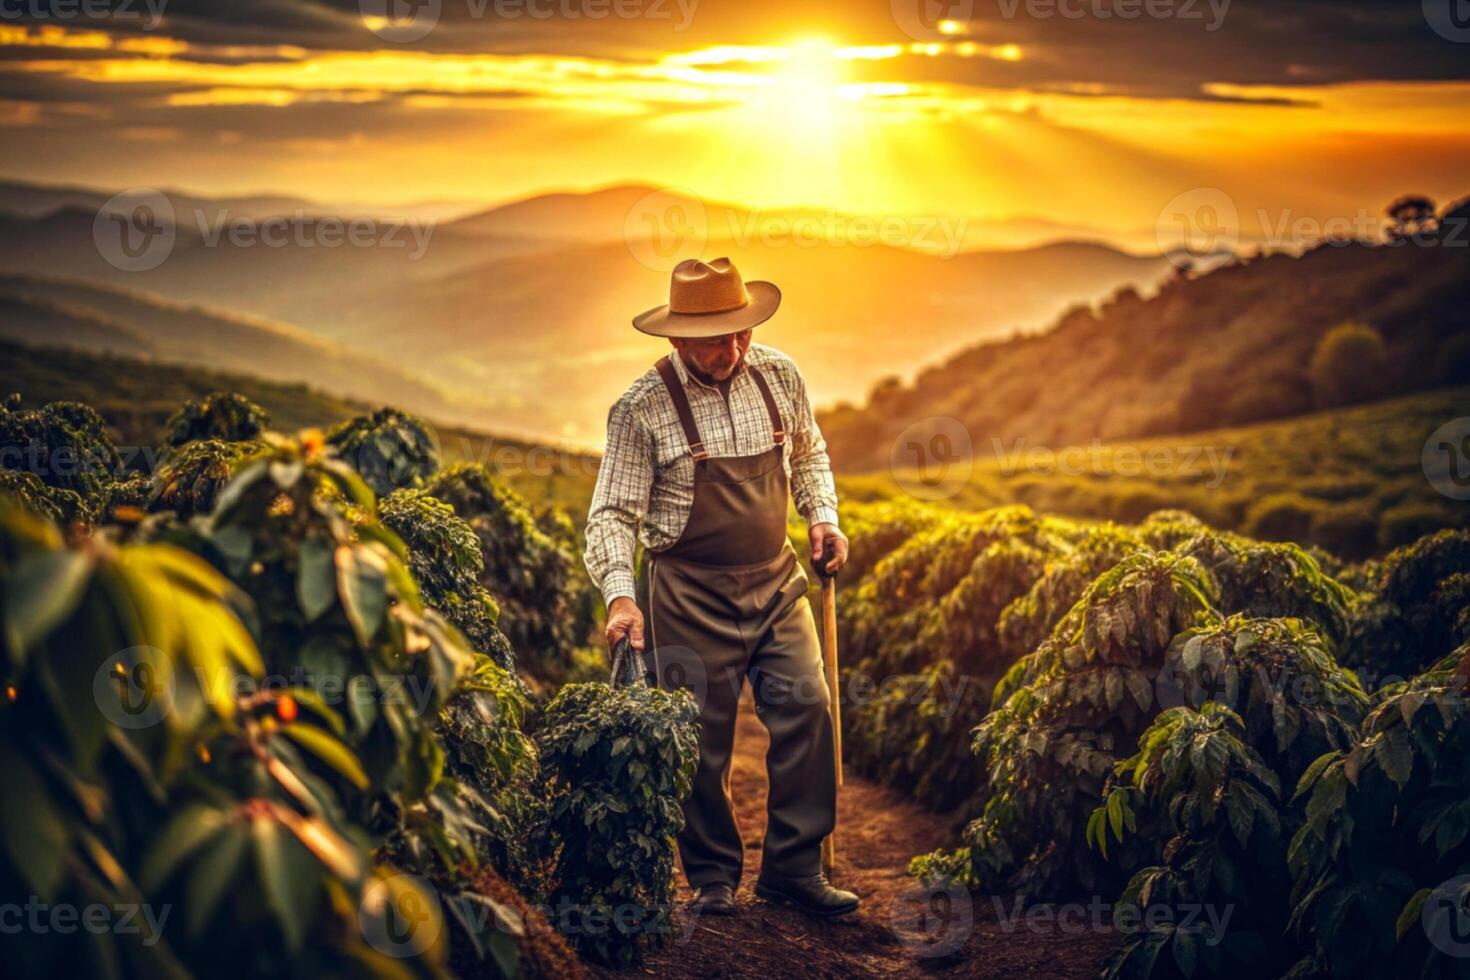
584;257;858;919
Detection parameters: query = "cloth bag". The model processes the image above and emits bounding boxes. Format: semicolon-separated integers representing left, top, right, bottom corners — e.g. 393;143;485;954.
609;636;648;689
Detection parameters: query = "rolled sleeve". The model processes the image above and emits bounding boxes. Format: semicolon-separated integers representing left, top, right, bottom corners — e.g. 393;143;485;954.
784;363;840;529
584;397;653;608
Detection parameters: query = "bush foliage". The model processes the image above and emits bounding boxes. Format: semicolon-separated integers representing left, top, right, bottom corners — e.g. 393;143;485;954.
534;682;699;967
0;391;691;979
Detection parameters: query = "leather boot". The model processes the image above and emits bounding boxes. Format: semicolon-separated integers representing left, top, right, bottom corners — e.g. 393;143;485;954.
690;882;736;916
754;873;860;918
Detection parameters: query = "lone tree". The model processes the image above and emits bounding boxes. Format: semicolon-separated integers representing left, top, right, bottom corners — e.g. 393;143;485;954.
1309;322;1387;409
1384;194;1438;241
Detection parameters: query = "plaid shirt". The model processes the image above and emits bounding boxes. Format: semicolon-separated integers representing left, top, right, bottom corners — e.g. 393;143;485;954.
584;343;840;605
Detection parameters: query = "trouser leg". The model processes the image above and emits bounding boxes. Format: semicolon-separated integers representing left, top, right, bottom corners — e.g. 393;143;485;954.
748;564;836;879
647;559;748;890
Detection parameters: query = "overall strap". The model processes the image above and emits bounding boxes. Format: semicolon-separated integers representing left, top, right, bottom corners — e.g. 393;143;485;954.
747;366;786;446
654;355;708;460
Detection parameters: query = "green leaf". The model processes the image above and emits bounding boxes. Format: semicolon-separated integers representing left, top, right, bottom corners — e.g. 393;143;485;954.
186;824;248;935
253;816;310;953
296;536;335;622
0;741;69;899
1376;729;1414;789
4;549;93;666
140;805;229;891
1396;889;1430;940
336;545;388;646
1173;927;1199;978
1107;790;1125;842
279;724;370;791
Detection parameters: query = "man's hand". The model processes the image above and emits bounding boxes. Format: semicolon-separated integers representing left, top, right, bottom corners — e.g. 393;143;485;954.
809;522;848;576
605;596;645;652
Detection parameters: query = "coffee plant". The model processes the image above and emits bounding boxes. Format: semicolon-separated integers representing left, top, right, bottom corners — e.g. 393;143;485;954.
915;551;1220;897
1087;616;1368;978
162;392;269;448
0;503;449;978
1287;647;1470;979
381;488;515;670
0;394;120;522
424;463;594;682
327;407;439;497
149;438;262;519
0;467;87;524
1095;704;1290;979
1341;529;1470;679
534;681;698;967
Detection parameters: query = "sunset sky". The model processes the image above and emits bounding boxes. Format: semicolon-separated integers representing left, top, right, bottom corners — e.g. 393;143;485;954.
1;1;1468;240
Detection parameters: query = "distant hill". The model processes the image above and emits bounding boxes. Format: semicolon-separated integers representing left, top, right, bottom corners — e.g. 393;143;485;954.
820;198;1470;472
0;180;323;222
284;235;1168;443
0;338;601;518
0;184;1171;442
0;274;499;429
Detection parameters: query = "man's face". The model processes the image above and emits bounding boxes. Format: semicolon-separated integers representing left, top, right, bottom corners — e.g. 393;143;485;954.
671;329;752;382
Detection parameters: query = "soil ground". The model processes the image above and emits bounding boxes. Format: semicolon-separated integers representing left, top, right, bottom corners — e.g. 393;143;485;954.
592;695;1120;979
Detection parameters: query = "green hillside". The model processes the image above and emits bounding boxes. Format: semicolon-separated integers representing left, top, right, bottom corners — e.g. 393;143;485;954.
821;198;1469;472
839;386;1468;559
0;273;492;428
0;338;600;519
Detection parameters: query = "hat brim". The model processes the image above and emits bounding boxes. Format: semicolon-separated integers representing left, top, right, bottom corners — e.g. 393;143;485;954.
632;281;781;338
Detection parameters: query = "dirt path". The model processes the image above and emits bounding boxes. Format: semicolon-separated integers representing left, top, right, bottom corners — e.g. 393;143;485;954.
594;695;1119;979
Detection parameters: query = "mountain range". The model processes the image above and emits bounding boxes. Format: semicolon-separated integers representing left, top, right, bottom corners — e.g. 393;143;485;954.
0;181;1173;443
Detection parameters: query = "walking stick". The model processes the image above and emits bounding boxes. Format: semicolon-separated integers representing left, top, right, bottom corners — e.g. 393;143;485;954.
817;540;842;875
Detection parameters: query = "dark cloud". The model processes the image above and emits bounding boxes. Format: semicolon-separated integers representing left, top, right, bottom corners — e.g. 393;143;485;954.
0;0;1466;107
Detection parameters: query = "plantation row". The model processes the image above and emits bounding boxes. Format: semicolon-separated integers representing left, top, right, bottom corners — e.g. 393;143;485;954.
0;392;694;977
834;499;1470;978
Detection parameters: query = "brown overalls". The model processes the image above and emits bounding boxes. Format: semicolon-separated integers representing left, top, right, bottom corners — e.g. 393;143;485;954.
643;354;837;889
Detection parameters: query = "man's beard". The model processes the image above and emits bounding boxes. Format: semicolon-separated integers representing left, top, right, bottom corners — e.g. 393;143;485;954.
688;350;745;384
